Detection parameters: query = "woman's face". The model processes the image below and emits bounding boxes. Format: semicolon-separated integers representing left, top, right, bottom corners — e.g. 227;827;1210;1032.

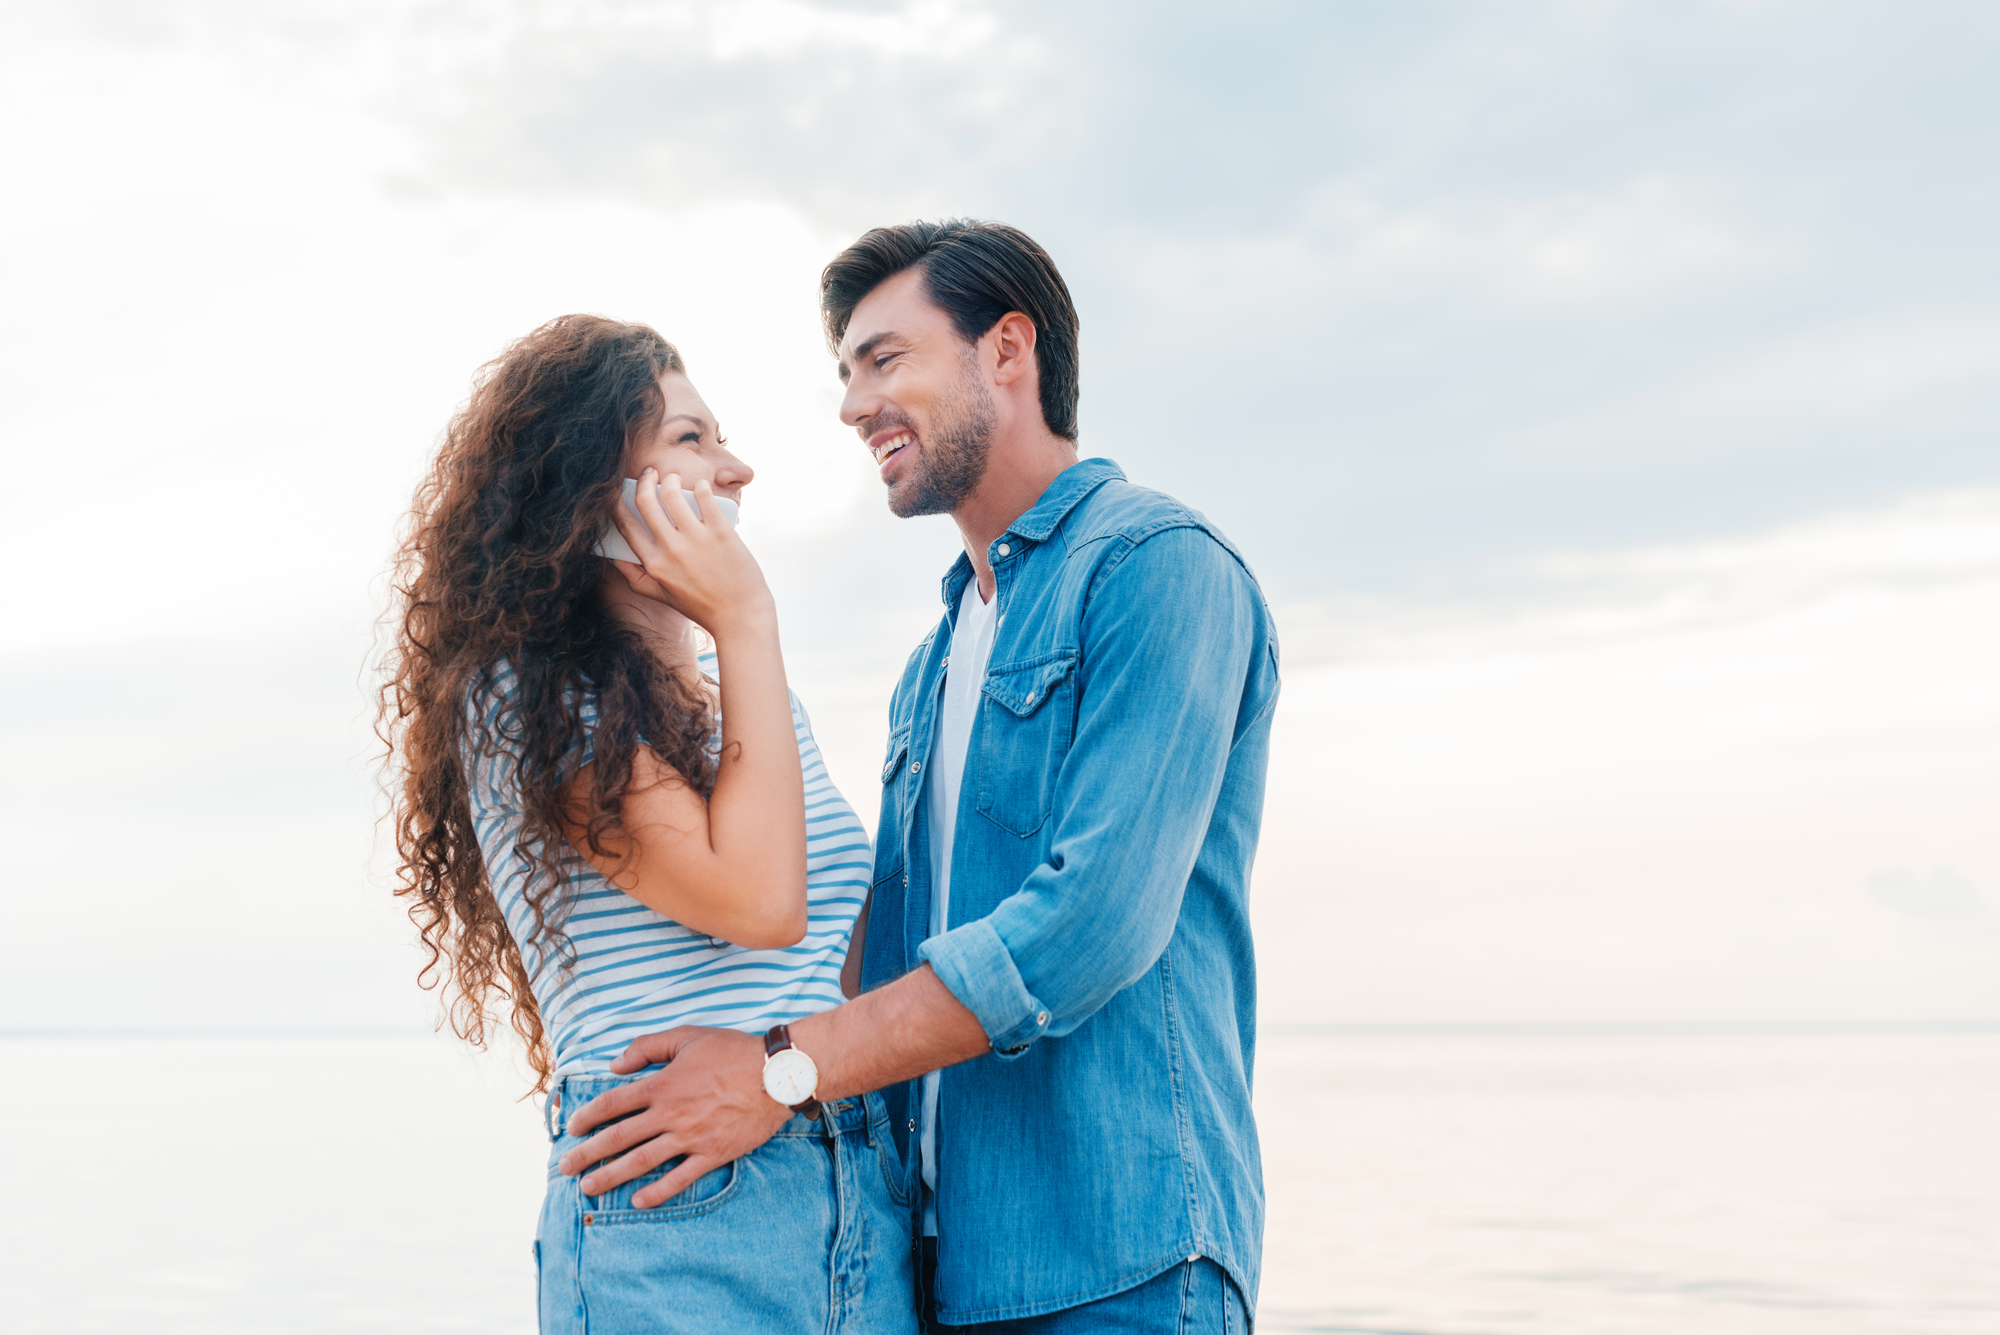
623;371;755;503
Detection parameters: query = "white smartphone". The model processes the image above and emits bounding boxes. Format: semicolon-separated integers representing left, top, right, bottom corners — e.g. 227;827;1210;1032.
594;478;740;563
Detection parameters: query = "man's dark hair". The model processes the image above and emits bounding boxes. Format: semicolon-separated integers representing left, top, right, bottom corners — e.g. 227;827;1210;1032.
820;219;1080;441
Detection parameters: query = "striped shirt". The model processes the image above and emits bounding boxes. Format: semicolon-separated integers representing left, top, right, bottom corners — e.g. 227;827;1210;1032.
466;650;868;1078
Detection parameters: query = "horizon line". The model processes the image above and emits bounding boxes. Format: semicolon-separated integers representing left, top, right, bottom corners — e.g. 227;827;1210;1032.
3;1019;1997;1041
1263;1019;2000;1036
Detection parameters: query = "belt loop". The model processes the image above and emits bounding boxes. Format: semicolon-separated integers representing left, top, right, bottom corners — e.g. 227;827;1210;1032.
544;1079;565;1142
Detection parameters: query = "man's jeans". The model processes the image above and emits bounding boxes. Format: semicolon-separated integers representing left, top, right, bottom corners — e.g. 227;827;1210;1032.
922;1239;1248;1334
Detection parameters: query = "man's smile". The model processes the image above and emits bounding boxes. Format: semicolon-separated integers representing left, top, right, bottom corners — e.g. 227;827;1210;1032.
868;429;915;469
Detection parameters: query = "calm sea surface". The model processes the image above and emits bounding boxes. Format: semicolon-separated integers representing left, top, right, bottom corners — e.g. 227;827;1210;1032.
1;1031;1993;1333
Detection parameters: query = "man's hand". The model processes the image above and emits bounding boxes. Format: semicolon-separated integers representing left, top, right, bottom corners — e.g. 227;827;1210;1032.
555;966;989;1209
556;1026;789;1208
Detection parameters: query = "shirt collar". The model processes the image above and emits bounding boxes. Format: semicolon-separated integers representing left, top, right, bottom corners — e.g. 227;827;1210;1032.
1008;456;1125;542
938;457;1126;607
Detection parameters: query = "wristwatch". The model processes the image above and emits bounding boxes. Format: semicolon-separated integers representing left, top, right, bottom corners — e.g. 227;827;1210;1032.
761;1024;822;1121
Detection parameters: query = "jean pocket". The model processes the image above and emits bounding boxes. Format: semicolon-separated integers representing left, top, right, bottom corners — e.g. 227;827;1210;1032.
974;650;1078;837
876;1130;915;1208
580;1154;740;1224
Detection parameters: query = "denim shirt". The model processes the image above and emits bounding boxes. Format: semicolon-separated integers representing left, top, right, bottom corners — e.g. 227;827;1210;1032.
859;458;1281;1323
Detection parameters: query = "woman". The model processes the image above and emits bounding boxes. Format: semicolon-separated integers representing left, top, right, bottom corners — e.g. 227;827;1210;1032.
380;314;912;1333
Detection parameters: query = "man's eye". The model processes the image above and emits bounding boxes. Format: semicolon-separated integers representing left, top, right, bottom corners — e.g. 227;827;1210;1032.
875;353;895;370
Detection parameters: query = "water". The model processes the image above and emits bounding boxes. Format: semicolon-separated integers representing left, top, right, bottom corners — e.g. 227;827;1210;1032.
1255;1030;1999;1334
1;1031;1993;1333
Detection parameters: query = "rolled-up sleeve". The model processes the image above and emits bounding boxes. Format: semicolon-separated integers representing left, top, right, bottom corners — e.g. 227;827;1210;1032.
917;525;1265;1055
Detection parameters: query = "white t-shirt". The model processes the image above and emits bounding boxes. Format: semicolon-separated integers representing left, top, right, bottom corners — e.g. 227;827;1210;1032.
921;575;999;1235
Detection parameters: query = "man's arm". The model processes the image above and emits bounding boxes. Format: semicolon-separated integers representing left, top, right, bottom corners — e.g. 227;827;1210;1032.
556;967;984;1208
916;525;1264;1050
562;526;1266;1205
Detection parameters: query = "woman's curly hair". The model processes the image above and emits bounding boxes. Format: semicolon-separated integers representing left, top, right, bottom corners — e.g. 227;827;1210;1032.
378;314;719;1092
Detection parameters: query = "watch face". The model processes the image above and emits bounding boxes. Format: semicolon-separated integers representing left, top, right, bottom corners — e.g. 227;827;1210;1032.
763;1047;818;1106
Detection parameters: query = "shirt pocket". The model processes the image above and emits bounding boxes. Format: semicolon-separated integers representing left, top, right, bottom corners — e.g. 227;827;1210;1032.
877;725;914;840
880;727;913;800
974;650;1079;838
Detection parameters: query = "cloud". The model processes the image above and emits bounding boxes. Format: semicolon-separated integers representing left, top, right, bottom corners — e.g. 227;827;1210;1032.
14;0;1999;608
1869;869;1988;922
397;0;1070;225
1503;310;2000;465
5;0;1999;1029
1254;489;2000;1024
1276;486;2000;667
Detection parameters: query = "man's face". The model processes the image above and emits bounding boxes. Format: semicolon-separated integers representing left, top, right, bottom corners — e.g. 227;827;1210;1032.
837;267;996;518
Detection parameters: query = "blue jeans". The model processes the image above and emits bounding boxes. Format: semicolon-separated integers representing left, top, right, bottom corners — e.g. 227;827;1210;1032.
922;1241;1247;1334
537;1074;919;1334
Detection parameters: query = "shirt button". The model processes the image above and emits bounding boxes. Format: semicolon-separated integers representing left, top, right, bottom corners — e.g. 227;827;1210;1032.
912;761;922;774
942;656;950;667
909;1118;917;1132
1036;1011;1049;1026
1188;1252;1200;1264
997;543;1011;557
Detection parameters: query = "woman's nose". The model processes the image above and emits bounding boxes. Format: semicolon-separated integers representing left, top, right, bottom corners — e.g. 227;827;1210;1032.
714;449;754;493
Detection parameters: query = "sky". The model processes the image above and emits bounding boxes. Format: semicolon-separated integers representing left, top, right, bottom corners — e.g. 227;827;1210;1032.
1;0;1995;1033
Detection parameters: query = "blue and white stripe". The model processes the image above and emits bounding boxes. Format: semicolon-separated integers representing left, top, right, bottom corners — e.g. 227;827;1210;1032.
466;650;869;1078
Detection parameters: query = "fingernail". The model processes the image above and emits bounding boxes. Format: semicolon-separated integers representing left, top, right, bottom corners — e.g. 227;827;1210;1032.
581;1176;596;1193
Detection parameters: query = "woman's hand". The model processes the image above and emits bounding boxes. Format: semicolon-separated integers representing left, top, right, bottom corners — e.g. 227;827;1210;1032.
609;468;774;639
569;464;809;946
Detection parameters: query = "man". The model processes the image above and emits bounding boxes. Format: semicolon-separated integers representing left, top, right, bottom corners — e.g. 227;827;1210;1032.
561;219;1280;1332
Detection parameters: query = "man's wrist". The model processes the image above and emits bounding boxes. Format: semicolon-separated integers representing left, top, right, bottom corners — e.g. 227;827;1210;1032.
786;964;993;1104
786;1006;850;1101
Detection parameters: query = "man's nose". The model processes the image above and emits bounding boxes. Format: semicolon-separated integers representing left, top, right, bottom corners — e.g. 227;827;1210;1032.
839;379;879;429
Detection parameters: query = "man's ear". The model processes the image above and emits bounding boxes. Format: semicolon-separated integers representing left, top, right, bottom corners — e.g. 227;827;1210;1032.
988;311;1040;388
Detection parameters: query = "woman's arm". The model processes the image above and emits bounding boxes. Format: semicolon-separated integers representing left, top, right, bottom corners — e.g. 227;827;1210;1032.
560;472;808;949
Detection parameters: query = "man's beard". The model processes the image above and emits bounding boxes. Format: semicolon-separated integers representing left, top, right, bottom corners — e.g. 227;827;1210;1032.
887;356;996;519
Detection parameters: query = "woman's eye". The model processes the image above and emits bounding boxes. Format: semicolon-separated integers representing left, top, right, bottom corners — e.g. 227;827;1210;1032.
677;430;702;444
